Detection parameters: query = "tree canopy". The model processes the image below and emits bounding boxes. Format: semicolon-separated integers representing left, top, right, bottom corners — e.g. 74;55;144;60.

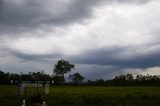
53;59;75;84
68;72;85;85
53;59;75;76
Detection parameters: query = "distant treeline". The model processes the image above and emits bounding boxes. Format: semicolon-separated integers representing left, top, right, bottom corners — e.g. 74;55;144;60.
0;70;160;86
85;74;160;86
0;70;51;84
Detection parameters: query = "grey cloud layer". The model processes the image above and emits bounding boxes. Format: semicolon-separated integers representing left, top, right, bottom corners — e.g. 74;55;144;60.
7;45;160;69
0;0;159;79
72;47;160;68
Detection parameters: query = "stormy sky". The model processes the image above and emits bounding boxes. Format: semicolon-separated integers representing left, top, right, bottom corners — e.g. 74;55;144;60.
0;0;160;80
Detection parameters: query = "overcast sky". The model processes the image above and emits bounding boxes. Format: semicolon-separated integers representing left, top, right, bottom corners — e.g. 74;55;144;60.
0;0;160;80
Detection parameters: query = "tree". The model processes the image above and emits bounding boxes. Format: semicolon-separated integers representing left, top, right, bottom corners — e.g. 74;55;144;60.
68;73;84;85
53;59;75;84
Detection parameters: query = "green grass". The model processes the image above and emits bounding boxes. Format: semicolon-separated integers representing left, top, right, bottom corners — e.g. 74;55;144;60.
47;86;160;106
49;86;160;96
0;85;160;106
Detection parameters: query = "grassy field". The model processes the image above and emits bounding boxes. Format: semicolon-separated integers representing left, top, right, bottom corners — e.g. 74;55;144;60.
0;85;160;106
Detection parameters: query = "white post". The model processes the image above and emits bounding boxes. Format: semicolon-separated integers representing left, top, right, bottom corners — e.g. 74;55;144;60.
43;101;46;106
45;84;49;95
22;99;25;106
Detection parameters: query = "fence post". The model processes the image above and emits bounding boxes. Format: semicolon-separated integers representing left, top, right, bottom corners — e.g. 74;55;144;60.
22;99;25;106
43;101;46;106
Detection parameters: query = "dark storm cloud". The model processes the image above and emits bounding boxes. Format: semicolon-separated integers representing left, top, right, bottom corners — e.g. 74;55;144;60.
0;0;102;32
72;47;160;69
0;0;152;34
